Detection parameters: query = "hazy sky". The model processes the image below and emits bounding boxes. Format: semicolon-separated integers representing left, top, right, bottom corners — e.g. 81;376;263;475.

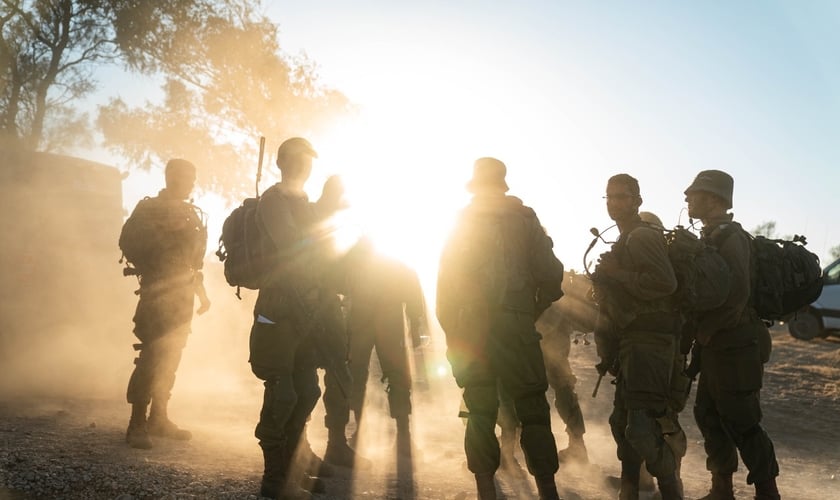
105;1;840;286
262;1;840;265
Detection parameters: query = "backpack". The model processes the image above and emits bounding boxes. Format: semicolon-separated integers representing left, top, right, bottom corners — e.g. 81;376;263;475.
119;197;155;274
663;226;731;313
445;211;510;308
119;196;207;276
215;136;275;298
747;233;823;320
215;196;274;297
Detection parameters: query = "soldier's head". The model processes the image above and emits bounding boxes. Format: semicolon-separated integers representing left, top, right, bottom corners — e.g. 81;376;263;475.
684;169;733;220
276;137;318;183
605;173;642;223
164;159;196;200
467;157;509;195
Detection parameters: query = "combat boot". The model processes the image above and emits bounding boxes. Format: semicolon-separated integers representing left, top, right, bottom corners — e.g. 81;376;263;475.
125;404;152;449
754;477;781;500
125;420;153;449
260;445;312;500
323;427;371;469
147;400;192;440
698;472;735;500
475;472;497;500
557;433;588;464
535;474;561;500
147;416;192;440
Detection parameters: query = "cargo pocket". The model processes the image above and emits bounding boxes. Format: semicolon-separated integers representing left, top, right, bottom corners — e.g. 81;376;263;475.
619;333;674;397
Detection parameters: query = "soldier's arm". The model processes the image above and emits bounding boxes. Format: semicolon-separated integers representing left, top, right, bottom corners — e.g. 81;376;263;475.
529;215;564;314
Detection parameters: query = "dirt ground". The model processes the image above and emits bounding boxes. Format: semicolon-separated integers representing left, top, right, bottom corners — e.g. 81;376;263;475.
2;322;840;499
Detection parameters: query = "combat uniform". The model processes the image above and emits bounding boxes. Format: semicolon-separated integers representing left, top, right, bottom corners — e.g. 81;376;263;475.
124;188;206;438
345;255;425;428
693;215;779;490
593;215;682;497
437;192;564;497
249;183;338;493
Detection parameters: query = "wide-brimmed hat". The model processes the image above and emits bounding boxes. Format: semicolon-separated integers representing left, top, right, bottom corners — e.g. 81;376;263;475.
467;157;509;193
684;170;733;209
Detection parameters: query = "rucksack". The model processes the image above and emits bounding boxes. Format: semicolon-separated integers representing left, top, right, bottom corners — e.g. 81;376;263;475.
119;197;155;274
747;233;823;320
119;196;207;277
445;211;510;307
215;196;274;297
663;226;731;313
215;135;274;298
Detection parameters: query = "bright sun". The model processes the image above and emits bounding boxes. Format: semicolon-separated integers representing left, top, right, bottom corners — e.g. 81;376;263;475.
311;117;471;299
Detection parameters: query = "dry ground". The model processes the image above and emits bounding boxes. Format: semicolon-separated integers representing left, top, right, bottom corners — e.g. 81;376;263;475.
2;322;840;499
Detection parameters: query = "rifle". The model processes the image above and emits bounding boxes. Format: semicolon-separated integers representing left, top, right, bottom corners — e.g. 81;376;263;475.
255;136;265;197
592;373;604;398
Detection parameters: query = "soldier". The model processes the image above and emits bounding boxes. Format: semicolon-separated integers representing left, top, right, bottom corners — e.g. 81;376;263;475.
683;170;780;500
248;137;345;499
498;269;595;481
591;174;683;500
536;270;596;465
120;158;210;450
437;157;564;500
340;238;428;459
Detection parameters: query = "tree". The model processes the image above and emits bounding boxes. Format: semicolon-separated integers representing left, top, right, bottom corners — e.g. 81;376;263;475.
98;0;351;197
1;1;350;198
752;221;776;238
0;0;118;151
830;244;840;262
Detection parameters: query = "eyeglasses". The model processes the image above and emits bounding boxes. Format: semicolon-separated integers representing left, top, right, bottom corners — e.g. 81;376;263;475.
603;193;634;201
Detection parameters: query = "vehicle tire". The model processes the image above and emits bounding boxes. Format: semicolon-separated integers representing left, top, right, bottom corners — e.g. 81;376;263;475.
787;308;824;340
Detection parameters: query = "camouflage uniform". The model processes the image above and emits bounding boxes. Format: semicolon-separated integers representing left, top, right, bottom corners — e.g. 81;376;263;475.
437;191;564;494
124;188;206;427
593;215;682;494
693;216;779;487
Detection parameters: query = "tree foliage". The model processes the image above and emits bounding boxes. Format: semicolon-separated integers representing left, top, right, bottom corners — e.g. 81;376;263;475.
1;0;350;198
752;220;777;238
98;0;351;197
0;0;118;150
830;244;840;262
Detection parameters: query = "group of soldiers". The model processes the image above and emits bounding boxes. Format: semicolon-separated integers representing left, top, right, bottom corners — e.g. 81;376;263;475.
120;138;427;499
119;138;781;500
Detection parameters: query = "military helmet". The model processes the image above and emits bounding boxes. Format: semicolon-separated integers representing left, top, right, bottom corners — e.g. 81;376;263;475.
639;211;664;229
467;157;509;193
684;170;733;209
276;137;318;167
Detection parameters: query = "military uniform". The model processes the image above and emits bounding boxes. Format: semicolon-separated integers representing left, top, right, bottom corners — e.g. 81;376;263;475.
437;190;564;499
249;183;338;490
123;188;206;441
593;215;682;496
693;216;779;486
345;255;425;426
